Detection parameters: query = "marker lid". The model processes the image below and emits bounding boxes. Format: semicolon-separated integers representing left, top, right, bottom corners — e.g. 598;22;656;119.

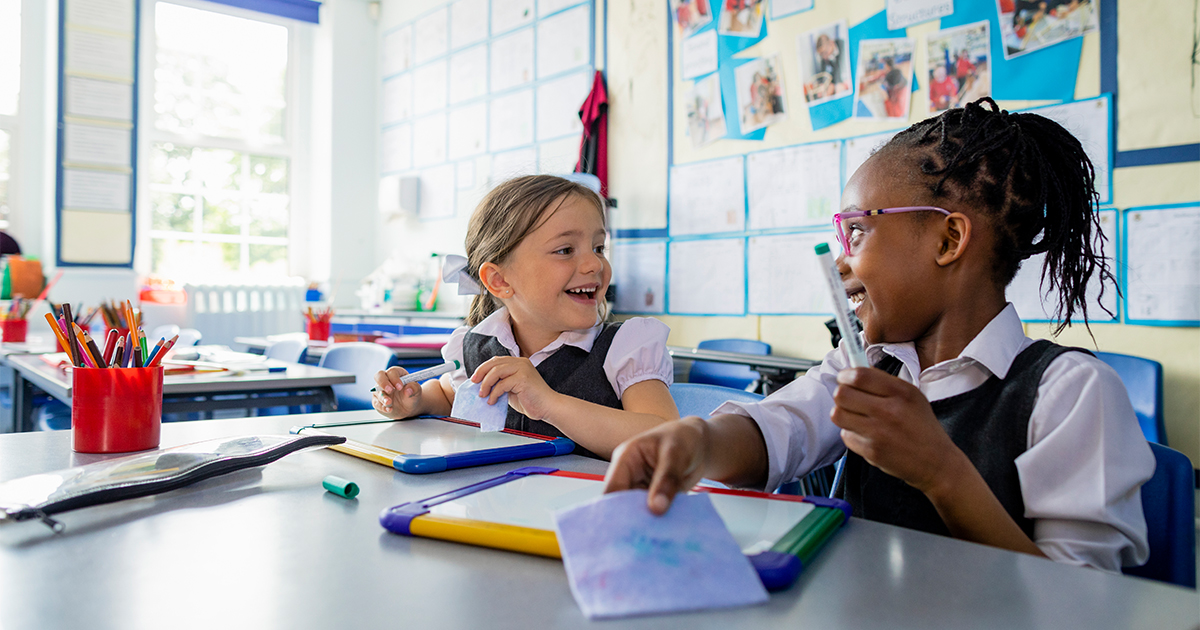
323;475;360;499
814;243;830;255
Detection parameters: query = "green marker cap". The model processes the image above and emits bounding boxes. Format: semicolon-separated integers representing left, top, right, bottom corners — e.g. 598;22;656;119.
814;243;830;255
322;475;359;499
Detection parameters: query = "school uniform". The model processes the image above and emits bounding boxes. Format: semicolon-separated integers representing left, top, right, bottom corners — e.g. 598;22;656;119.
712;304;1154;572
439;307;674;458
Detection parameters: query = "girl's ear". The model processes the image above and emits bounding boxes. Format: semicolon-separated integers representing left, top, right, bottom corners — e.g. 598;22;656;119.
935;213;972;267
478;262;512;298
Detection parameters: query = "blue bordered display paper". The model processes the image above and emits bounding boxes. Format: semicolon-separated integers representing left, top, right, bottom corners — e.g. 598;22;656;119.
291;417;574;474
379;467;851;592
1121;203;1200;327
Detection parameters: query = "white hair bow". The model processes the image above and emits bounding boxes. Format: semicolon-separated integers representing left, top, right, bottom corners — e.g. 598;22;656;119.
442;254;481;295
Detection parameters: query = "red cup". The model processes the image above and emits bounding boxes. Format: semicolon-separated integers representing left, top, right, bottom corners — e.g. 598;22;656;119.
2;319;28;343
72;366;163;453
307;320;330;342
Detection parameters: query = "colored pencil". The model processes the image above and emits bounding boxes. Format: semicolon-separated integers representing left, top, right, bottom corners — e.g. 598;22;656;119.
101;329;119;366
83;330;106;369
43;313;71;354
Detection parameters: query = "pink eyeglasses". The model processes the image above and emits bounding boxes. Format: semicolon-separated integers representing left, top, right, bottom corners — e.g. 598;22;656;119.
832;206;951;256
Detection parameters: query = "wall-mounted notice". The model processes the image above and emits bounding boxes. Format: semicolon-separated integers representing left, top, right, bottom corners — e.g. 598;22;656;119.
382;73;414;124
414;7;450;65
66;0;134;34
843;129;900;186
746;141;841;230
1008;209;1118;323
418;164;457;220
383;25;414;76
748;231;837;314
680;29;718;80
536;70;591;140
64;30;134;80
669;238;745;315
413;60;449;116
448;102;488;160
62;169;130;211
65;76;133;122
64;123;131;167
537;136;580;173
886;0;952;30
413;112;449;167
612;240;667;314
540;0;583;17
536;5;590;79
668;156;746;236
449;45;488;104
490;147;539;183
491;28;535;92
489;88;535;151
382;123;413;173
1124;205;1200;325
1022;95;1112;205
493;0;536;35
60;210;132;264
451;0;489;50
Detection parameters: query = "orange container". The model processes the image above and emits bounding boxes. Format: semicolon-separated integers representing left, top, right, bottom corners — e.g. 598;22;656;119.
72;366;164;453
2;319;27;343
307;320;331;342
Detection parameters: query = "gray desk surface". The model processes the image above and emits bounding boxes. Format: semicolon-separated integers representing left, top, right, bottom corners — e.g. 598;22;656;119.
667;345;819;371
235;336;446;360
5;353;356;401
0;411;1194;630
0;335;58;358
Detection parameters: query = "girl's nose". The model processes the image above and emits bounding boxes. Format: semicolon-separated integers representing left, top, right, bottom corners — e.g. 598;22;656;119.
835;252;851;277
580;250;603;274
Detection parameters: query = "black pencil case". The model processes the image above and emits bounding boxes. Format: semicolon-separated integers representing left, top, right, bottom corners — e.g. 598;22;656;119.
0;433;345;531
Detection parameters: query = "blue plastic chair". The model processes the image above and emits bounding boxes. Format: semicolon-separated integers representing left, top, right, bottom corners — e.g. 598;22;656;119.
1094;352;1166;445
1122;443;1196;588
688;339;771;391
318;342;396;411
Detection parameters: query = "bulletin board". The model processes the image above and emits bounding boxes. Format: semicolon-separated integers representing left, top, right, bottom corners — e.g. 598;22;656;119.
612;0;1196;324
55;0;140;267
379;0;597;221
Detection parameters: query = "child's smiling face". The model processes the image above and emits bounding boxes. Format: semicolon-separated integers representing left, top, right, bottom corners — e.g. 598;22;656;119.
497;193;610;345
838;154;948;346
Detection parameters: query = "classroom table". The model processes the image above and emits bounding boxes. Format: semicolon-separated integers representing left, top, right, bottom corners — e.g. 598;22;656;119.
0;410;1193;630
668;345;820;393
4;354;356;433
235;335;448;364
0;336;62;433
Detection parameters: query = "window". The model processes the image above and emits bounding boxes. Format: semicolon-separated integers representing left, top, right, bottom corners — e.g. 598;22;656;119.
0;0;21;229
147;2;291;281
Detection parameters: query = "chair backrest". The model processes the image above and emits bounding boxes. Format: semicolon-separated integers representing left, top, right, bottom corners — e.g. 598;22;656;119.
688;338;771;391
264;338;306;363
669;383;764;419
177;328;203;347
149;324;180;343
1094;351;1166;444
1122;443;1196;588
318;342;396;411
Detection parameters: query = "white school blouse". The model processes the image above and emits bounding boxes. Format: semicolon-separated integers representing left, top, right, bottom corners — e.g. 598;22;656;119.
712;304;1154;572
438;307;674;398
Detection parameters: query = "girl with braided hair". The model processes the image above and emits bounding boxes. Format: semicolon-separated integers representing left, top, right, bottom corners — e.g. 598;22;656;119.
604;98;1154;572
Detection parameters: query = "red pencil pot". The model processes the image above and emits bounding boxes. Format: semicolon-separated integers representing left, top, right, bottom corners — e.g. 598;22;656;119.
72;366;164;453
2;319;27;343
307;320;330;342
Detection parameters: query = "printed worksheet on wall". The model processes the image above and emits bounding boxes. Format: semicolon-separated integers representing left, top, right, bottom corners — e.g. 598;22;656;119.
1124;205;1200;324
382;124;413;173
1023;96;1112;205
493;0;536;35
668;239;745;315
450;0;489;50
668;156;746;236
413;112;449;167
536;5;591;79
746;142;841;230
842;130;900;186
62;169;130;212
491;28;536;92
383;25;414;76
1008;209;1119;322
449;46;488;104
413;60;449;117
414;8;449;65
536;71;592;141
382;73;414;124
612;241;667;314
747;231;837;315
490;89;535;151
448;102;488;160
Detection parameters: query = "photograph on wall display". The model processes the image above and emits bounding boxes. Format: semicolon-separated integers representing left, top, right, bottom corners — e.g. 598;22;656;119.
671;0;714;38
853;38;914;120
997;0;1098;59
796;20;852;105
734;55;787;134
718;0;765;38
926;20;990;113
685;73;728;148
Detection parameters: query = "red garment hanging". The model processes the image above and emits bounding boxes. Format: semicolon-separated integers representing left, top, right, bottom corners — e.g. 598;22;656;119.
575;71;609;198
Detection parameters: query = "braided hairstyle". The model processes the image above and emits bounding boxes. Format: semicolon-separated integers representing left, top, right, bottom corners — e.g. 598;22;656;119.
882;97;1115;334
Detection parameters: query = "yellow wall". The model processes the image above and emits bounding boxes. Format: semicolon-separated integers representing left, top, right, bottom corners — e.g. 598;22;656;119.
607;0;1200;465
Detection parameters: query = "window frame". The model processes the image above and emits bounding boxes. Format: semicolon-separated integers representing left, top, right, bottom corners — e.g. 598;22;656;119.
138;0;305;281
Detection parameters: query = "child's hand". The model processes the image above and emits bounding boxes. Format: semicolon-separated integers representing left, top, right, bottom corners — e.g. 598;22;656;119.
471;356;562;422
372;367;422;419
830;368;969;497
603;418;710;515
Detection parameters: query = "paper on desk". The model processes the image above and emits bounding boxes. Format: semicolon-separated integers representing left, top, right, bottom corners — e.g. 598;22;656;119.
451;380;509;432
554;490;769;619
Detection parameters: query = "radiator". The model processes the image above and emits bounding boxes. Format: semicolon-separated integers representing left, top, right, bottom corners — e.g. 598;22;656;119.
183;282;307;348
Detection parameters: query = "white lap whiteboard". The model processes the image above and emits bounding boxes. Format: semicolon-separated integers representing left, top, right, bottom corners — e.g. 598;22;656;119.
668;238;745;315
748;231;837;315
1021;95;1112;205
746;141;841;230
612;240;667;314
1008;209;1119;323
669;156;745;236
1123;204;1200;325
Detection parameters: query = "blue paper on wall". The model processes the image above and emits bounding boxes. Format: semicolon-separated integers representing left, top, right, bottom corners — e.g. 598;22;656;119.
554;490;769;619
939;1;1080;101
451;380;509;432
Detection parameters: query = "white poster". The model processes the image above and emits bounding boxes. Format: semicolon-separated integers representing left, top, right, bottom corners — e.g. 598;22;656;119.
66;0;135;34
450;0;489;50
64;123;130;167
1022;96;1112;205
413;60;449;116
448;102;488;160
668;156;745;236
1009;209;1119;322
489;147;539;183
65;76;132;122
536;70;591;141
489;89;535;151
886;0;953;30
536;5;590;79
746;142;841;230
64;30;134;80
381;124;413;173
449;45;488;104
843;130;901;186
538;136;581;174
412;113;449;167
613;240;667;314
492;0;536;35
383;25;414;76
63;168;130;211
748;231;838;314
382;73;414;124
414;8;449;65
419;164;457;220
490;28;535;92
680;29;718;80
669;239;745;315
